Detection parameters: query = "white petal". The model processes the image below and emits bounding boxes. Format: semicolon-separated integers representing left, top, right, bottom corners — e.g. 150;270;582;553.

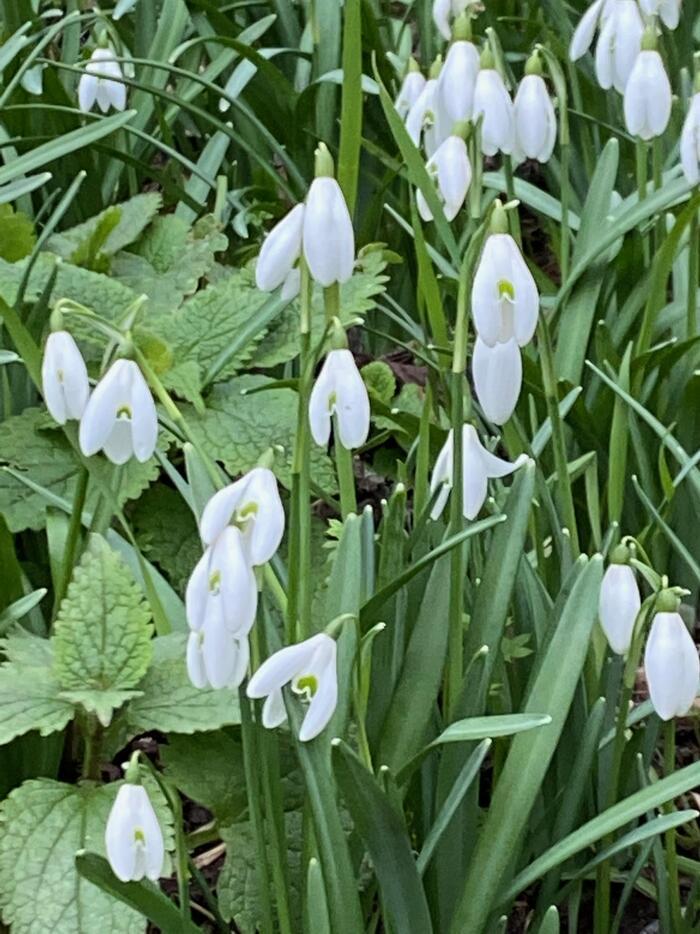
472;336;522;425
78;73;98;112
434;136;471;221
42;331;89;424
395;71;427;118
594;16;615;90
508;243;539;346
659;0;680;28
598;564;641;655
230;635;250;688
303;178;355;287
247;633;327;698
416;186;433;222
680;96;700;187
245;468;285;565
329;349;370;450
107;77;127;111
514;75;556;162
611;2;643;94
624;52;671;141
201;612;241;688
308;354;336;447
214;526;258;635
645;612;699;720
255;204;304;291
471;235;506;346
79;359;134;459
132;785;165;881
473;70;514;157
185;549;211;631
281;267;301;300
262;688;288;728
102;418;134;465
105;786;139;882
299;666;338;741
438;41;480;123
432;0;453;41
200;480;246;546
569;0;606;60
405;80;436;147
461;429;489;520
429;430;454;520
468;424;524;480
126;362;157;462
186;631;208;688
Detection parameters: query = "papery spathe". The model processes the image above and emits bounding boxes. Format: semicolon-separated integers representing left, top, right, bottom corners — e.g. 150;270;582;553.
472;232;539;347
598;563;641;655
199;467;285;566
79;359;157;465
429;424;528;521
595;0;643;93
255;203;304;292
309;349;370;450
78;47;126;113
105;784;165;882
473;69;514;156
187;623;249;690
302;177;354;287
417;135;472;222
41;331;90;425
644;611;699;720
624;51;672;141
247;633;338;741
513;74;556;162
472;336;522;425
186;526;258;635
438;41;480;123
680;93;700;187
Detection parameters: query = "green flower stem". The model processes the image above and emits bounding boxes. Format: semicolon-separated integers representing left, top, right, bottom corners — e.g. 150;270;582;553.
503;155;521;244
664;719;682;931
559;142;571;283
323;282;340;324
81;712;102;781
537;315;579;555
446;372;465;718
239;689;275;934
335;429;358;517
636;140;650;267
470;124;483;221
289;263;313;641
687;211;699;339
52;467;89;618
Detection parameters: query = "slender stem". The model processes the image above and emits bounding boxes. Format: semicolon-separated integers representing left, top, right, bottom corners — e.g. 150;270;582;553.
323;282;340;324
664;719;682;931
559;143;571;284
636;140;650;267
687;211;699;340
187;858;229;933
239;690;275;934
335;432;357;517
503;155;521;244
537;315;579;555
81;713;101;781
446;372;464;718
53;467;89;618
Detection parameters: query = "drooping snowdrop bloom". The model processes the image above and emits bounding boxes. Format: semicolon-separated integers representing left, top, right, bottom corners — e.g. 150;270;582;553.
472;336;522;425
594;0;643;93
41;330;90;425
406;68;451;158
200;467;285;566
472;54;515;156
472;216;539;348
187;623;249;690
79;359;157;464
309;348;370;450
513;62;557;163
598;556;641;654
302;148;355;287
417;133;472;222
255;203;304;292
186;526;258;635
680;92;700;187
644;607;699;720
395;61;426;119
624;46;672;141
105;781;165;883
437;31;480;124
430;424;528;520
638;0;681;29
78;47;127;113
247;632;338;742
406;78;438;147
569;0;615;62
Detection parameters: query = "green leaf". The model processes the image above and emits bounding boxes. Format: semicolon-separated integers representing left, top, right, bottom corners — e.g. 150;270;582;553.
0;663;73;745
362;360;397;404
0;204;35;261
47;193;162;260
53;536;153;700
451;554;604;933
75;853;199;934
131;485;200;593
332;740;434;934
0;588;47;633
181;375;336;492
0;778;156;934
123;634;241;736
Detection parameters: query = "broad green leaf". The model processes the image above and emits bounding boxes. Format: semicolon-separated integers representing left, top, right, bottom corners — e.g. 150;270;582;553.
332;740;434;934
53;536;153;698
0;664;73;745
47;193;162;260
451;555;603;933
131;486;200;593
0;205;35;262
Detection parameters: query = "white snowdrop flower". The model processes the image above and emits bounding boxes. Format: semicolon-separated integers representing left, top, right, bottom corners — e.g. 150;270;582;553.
513;71;557;163
624;49;672;141
199;467;285;566
595;0;644;94
186;624;249;690
680;92;700;187
472;336;522;425
186;526;258;636
79;359;157;465
105;783;164;883
406;78;438;147
471;221;539;347
638;0;681;29
281;267;301;301
406;73;451;157
429;424;528;521
309;348;370;450
78;47;127;113
395;65;426;119
417;134;472;222
255;203;304;292
247;632;338;742
438;39;480;124
598;559;641;655
472;66;515;156
41;330;90;425
302;161;355;287
645;609;699;720
569;0;615;61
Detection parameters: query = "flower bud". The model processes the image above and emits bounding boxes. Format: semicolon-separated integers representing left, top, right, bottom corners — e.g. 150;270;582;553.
644;610;699;720
598;561;641;655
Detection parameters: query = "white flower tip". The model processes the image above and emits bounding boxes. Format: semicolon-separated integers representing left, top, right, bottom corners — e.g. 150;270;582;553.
330;737;342;747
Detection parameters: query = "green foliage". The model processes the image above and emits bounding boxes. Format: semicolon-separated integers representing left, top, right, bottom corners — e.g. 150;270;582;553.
47;194;163;262
0;205;35;262
131;486;200;593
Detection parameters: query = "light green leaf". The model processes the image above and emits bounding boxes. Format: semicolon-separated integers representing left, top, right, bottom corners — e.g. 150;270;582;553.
47;193;162;260
0;665;73;745
131;485;200;593
362;360;397;404
53;536;153;698
0;205;35;262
